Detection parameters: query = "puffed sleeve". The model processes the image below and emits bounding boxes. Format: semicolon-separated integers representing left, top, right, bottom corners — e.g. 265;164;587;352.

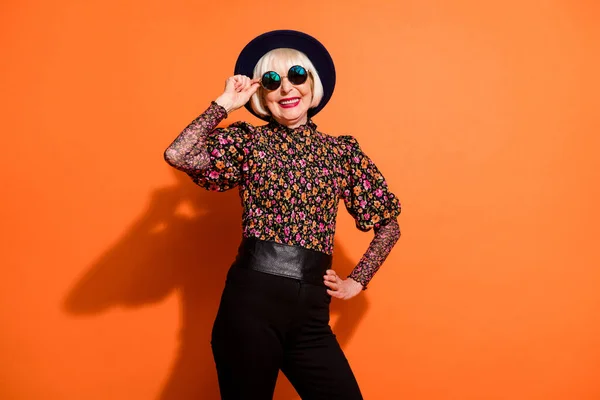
339;135;401;231
191;121;254;192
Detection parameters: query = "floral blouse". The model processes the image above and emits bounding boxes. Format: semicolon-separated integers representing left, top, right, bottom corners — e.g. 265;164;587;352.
164;102;401;288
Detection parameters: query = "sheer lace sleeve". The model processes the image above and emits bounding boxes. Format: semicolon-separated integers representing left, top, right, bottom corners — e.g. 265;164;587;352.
348;219;400;289
163;101;228;174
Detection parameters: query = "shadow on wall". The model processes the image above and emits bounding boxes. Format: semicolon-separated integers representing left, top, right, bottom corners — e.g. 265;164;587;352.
63;168;369;400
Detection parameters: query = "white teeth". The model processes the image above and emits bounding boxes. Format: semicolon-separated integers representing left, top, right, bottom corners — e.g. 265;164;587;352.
280;98;299;105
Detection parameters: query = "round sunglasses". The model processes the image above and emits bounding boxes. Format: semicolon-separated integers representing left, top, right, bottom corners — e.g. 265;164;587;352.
260;65;309;91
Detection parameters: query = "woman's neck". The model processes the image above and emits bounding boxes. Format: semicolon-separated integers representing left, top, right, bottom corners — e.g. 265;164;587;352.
272;115;308;129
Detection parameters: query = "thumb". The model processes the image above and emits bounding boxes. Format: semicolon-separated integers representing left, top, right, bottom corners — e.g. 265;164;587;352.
247;81;260;96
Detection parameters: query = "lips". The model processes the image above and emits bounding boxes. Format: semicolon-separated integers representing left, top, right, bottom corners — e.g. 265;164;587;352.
278;97;301;108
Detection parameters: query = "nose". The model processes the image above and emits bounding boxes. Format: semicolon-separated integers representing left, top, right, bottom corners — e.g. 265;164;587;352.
280;77;293;93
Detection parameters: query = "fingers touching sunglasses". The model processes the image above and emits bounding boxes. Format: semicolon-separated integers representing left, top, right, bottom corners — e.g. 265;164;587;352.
260;65;309;91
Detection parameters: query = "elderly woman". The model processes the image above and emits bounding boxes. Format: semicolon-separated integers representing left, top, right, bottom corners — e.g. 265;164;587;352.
164;30;401;400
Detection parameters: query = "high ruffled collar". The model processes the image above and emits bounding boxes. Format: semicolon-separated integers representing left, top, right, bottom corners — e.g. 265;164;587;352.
267;117;318;137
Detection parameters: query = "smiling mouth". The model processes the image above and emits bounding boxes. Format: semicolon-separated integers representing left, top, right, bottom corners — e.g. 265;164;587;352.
279;98;301;108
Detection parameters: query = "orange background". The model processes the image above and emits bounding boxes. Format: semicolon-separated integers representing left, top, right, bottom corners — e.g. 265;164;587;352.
2;1;599;399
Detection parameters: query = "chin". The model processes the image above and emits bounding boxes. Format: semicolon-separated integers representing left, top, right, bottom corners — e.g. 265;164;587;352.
285;111;305;120
287;106;310;118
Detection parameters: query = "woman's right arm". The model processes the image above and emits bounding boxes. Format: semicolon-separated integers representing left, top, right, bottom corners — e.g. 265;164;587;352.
163;102;228;174
163;75;260;174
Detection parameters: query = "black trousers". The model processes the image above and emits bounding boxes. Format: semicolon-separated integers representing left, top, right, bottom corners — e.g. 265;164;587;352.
211;241;363;400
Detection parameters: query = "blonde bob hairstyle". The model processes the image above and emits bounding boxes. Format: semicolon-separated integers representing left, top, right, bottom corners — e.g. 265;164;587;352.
249;48;324;119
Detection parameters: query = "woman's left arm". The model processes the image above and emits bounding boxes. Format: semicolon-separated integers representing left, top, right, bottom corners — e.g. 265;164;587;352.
325;218;400;299
349;218;400;288
325;135;402;299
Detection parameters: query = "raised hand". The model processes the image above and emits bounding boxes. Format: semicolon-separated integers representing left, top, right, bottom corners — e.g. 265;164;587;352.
214;75;261;114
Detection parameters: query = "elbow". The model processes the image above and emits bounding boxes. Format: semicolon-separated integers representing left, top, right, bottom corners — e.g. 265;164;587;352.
163;147;178;168
389;218;401;243
393;218;401;239
375;218;401;244
163;146;190;170
163;147;210;173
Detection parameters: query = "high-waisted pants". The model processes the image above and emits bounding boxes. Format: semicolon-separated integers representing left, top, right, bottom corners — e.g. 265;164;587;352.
210;237;363;400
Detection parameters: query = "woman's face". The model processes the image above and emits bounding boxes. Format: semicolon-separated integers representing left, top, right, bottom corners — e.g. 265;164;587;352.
262;65;313;129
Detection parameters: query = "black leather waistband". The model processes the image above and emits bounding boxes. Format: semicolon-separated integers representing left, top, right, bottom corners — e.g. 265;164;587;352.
233;237;332;286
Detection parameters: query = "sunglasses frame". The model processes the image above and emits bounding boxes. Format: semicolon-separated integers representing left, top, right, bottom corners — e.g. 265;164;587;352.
260;65;310;91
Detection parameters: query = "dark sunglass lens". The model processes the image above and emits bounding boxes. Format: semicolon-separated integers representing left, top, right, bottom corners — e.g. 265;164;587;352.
261;71;281;90
288;66;308;85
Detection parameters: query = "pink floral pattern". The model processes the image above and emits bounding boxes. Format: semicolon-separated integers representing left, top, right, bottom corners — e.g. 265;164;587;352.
164;102;401;288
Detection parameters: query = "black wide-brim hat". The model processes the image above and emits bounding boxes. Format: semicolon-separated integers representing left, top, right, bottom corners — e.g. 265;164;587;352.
233;30;336;121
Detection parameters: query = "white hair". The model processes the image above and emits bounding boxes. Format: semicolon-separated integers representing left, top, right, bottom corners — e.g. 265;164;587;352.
249;48;324;118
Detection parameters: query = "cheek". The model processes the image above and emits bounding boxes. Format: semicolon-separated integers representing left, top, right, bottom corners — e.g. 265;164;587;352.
263;93;277;111
303;83;313;98
302;84;312;97
302;87;315;106
265;92;280;105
